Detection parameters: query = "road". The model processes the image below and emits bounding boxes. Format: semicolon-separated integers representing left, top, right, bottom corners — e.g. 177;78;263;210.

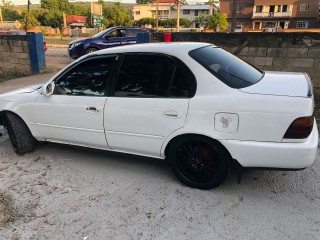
46;47;69;57
0;53;319;240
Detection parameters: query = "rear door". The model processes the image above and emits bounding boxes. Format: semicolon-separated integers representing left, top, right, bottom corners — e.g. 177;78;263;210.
104;53;196;157
125;28;148;45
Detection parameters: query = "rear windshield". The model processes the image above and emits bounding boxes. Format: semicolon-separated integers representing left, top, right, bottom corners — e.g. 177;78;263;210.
189;46;263;88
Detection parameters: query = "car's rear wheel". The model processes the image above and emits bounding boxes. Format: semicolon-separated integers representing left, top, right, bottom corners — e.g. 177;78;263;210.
168;136;230;189
85;47;98;55
5;112;37;155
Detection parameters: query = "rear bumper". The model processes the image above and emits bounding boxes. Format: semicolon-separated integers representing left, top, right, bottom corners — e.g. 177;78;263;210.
221;122;319;169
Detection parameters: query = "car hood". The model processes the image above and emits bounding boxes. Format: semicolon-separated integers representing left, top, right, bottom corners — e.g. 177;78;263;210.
3;83;44;95
69;38;89;45
239;71;312;98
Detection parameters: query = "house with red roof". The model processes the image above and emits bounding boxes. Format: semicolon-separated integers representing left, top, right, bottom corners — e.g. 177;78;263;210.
66;15;87;28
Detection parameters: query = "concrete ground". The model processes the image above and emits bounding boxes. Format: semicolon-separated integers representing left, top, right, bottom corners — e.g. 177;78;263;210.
0;50;319;240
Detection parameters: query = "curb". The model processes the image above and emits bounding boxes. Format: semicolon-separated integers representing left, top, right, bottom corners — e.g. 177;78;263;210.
47;44;68;48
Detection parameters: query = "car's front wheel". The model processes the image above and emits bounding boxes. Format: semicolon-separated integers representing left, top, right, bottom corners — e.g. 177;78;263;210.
168;136;230;189
84;47;98;55
5;112;37;155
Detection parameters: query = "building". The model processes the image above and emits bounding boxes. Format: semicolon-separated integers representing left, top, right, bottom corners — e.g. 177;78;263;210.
132;0;178;21
132;1;218;28
220;0;255;31
171;5;214;28
66;15;87;29
252;0;320;30
220;0;320;31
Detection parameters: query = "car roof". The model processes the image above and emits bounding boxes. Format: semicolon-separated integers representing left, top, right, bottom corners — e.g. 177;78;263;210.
94;42;214;56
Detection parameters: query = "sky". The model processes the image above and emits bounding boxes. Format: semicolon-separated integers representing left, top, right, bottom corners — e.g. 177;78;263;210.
9;0;209;5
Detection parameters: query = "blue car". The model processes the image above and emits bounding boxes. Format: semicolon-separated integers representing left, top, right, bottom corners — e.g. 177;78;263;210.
68;26;150;59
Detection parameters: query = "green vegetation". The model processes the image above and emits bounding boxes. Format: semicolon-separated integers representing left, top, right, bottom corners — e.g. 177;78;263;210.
103;2;133;27
135;18;192;28
136;0;152;4
206;13;228;31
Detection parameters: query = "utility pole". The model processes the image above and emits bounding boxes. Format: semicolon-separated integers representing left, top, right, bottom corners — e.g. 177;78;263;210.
231;0;237;32
0;7;3;29
209;0;213;16
156;0;158;31
25;0;31;32
176;0;180;32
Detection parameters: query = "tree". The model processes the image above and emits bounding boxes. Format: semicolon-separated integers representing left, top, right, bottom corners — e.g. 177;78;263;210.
40;0;71;14
2;8;21;21
195;13;207;27
98;0;105;8
207;12;228;31
103;3;133;27
135;17;156;27
32;9;63;28
179;18;191;27
136;0;152;4
22;13;41;30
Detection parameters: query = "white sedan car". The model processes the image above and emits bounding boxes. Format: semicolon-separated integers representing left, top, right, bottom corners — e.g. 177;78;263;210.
0;42;318;189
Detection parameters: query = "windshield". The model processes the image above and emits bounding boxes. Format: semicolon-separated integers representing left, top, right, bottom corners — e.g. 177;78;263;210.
189;46;263;88
92;28;112;38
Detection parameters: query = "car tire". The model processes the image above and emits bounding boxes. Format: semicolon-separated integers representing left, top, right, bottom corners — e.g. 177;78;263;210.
5;112;37;155
168;135;230;189
84;47;98;55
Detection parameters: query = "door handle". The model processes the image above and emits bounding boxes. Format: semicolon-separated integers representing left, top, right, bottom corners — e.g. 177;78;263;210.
163;111;179;118
86;107;100;113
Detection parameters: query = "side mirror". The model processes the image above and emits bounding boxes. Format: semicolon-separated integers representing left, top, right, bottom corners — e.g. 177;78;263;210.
42;82;55;96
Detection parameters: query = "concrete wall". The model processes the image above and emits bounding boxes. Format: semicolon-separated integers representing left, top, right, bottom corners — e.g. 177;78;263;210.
154;32;320;99
0;35;31;76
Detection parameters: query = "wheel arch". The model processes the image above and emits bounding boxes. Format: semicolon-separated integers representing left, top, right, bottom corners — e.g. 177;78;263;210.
0;110;26;127
0;110;38;139
83;45;100;54
163;133;233;161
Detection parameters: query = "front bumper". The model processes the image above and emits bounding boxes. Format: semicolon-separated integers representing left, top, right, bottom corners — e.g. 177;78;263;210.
221;122;319;169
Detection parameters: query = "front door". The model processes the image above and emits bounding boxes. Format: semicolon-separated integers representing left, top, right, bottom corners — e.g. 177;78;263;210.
34;55;117;149
102;29;127;48
104;53;196;158
254;22;260;30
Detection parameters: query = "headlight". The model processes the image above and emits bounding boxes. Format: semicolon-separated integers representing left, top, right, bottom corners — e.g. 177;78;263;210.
69;41;83;49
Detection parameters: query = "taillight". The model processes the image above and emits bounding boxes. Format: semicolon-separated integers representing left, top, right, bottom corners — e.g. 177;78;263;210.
283;116;314;139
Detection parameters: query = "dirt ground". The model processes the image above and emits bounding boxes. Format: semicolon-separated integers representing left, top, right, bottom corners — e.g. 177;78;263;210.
0;52;320;240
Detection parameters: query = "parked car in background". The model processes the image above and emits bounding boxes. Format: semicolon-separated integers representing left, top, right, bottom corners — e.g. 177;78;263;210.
0;42;318;189
68;26;150;59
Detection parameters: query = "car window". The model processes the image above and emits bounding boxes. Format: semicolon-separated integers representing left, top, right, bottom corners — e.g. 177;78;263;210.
114;54;174;98
113;54;196;98
189;46;263;88
55;56;117;96
170;65;196;98
125;29;146;37
106;29;123;38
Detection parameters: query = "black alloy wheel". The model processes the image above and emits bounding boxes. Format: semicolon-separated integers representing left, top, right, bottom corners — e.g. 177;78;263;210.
169;136;230;189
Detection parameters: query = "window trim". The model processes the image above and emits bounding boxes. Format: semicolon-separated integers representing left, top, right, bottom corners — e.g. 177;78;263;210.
300;4;310;11
236;5;244;13
110;52;197;99
255;5;263;13
188;46;264;89
183;9;190;15
296;21;309;28
53;55;119;97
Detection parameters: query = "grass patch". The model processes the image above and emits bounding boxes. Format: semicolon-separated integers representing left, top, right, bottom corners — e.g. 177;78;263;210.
44;36;78;46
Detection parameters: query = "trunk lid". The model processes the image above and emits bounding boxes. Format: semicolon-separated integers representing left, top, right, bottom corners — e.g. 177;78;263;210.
239;71;312;98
